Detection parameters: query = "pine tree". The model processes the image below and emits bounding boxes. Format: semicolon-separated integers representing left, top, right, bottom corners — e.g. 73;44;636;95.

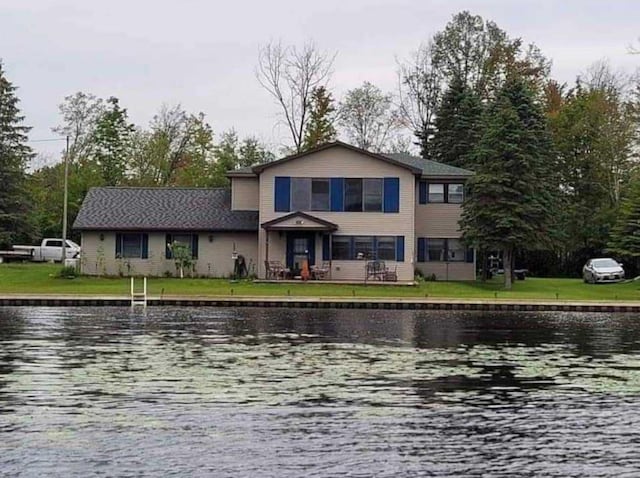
607;181;640;275
302;86;336;150
460;76;556;289
431;76;483;168
0;61;34;248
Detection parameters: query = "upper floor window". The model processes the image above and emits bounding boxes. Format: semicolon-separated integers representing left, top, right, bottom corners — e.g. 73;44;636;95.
275;176;399;213
419;182;465;204
290;178;330;211
428;184;445;203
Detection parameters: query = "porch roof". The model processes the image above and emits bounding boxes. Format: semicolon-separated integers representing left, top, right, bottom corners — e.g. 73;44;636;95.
261;212;338;231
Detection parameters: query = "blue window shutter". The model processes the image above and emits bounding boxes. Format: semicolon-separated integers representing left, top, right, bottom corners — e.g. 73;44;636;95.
396;236;404;262
417;238;426;263
383;177;400;213
191;234;199;259
330;177;344;211
322;234;330;260
419;181;427;204
115;233;122;258
466;247;474;263
141;234;149;259
165;234;172;259
274;176;291;212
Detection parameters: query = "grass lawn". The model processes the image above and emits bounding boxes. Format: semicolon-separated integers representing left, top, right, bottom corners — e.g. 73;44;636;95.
1;262;639;301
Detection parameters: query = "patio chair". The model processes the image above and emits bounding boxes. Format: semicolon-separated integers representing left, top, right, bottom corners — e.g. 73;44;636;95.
268;260;290;280
366;260;387;281
311;261;330;280
384;264;398;282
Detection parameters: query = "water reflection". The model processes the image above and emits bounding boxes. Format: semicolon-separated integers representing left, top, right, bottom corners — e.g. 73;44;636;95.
1;307;640;477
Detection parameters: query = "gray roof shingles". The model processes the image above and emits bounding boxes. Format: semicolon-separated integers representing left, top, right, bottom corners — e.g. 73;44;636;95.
382;153;473;177
73;187;258;231
227;145;474;178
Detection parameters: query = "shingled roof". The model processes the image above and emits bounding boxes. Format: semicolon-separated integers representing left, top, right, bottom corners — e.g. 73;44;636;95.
73;187;258;231
226;142;473;178
382;153;474;177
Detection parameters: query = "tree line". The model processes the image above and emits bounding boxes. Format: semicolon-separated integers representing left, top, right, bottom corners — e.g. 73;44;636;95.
1;10;638;286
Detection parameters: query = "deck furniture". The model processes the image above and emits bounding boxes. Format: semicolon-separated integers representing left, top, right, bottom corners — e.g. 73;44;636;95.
265;260;290;280
311;262;331;280
366;260;387;281
384;264;398;282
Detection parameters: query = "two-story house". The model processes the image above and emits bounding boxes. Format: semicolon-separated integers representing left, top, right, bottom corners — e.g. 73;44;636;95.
74;141;474;281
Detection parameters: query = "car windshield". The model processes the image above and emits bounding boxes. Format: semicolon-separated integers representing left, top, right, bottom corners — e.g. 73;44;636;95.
592;259;619;268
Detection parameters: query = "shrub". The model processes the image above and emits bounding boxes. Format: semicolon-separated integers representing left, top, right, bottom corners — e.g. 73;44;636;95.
58;265;78;279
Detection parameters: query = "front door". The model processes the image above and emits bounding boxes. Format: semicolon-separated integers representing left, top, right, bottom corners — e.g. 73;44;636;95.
286;232;315;274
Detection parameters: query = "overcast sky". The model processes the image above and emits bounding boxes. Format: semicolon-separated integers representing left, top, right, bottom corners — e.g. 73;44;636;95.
2;0;639;162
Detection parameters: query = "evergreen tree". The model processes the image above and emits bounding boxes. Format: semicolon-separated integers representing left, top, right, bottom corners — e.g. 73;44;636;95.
431;76;483;168
607;180;640;275
0;61;34;248
460;76;556;289
92;96;135;185
302;86;336;150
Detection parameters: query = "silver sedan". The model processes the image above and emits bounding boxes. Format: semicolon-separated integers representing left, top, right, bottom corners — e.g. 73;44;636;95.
582;258;625;284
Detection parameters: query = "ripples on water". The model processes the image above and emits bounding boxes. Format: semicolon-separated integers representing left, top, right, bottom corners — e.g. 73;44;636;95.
1;307;640;477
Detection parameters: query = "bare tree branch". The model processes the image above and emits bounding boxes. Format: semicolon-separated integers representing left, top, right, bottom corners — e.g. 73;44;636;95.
257;40;336;153
396;40;444;158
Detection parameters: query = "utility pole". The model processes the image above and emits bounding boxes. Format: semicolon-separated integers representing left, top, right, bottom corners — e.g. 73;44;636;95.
61;135;70;264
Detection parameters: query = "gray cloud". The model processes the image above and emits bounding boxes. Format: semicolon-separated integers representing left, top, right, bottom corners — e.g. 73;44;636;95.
2;0;638;160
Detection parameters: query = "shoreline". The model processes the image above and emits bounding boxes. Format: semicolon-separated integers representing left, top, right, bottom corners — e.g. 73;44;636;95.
1;294;639;312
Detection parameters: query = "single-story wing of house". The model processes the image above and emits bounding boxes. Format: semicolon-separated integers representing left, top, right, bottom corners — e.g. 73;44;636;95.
74;141;474;281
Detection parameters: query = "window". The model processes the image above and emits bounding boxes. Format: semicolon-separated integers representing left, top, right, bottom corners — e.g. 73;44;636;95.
363;178;383;212
344;178;363;212
311;179;330;211
354;236;374;259
332;236;351;260
420;182;465;204
418;237;471;263
331;236;398;261
427;239;446;261
115;233;145;259
277;176;396;213
447;239;465;262
166;233;198;259
448;184;464;203
376;236;396;261
291;178;311;211
44;240;63;247
428;184;445;203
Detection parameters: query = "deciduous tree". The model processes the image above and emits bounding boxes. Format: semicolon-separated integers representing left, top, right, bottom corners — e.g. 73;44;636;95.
92;97;135;186
338;82;400;152
397;40;443;159
257;41;335;153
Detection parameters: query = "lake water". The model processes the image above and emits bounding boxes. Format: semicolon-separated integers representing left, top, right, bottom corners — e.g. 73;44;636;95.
1;307;640;477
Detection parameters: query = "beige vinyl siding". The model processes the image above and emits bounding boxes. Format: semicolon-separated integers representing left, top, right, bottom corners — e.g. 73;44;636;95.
258;148;415;281
80;231;258;278
231;177;259;210
414;182;475;280
414;203;463;238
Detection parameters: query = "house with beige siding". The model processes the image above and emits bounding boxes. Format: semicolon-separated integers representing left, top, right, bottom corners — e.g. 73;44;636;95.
74;141;474;281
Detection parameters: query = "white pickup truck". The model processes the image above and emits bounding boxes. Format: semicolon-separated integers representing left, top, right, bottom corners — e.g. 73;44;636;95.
2;239;81;263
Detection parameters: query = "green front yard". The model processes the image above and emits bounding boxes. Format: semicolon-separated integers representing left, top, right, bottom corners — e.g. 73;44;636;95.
1;263;639;301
